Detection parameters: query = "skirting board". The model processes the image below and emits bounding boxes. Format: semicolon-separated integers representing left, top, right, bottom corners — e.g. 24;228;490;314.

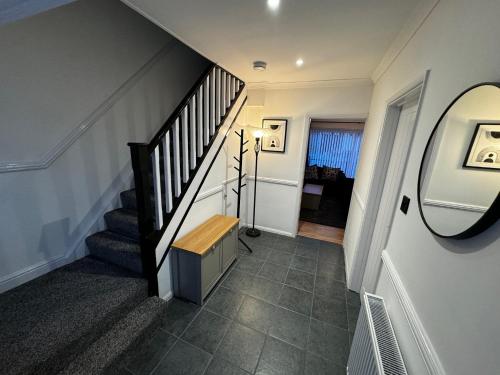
249;224;294;238
381;250;445;375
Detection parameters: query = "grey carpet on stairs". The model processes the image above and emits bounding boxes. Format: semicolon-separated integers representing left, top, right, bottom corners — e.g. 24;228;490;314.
0;257;152;375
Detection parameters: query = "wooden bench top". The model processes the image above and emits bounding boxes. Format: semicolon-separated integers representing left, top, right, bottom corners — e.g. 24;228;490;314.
172;215;239;255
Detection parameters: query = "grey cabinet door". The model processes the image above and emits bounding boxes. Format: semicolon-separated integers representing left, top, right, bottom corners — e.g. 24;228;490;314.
222;227;238;272
201;243;221;298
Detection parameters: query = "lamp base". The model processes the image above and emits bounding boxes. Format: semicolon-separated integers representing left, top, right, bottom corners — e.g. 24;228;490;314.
245;227;261;237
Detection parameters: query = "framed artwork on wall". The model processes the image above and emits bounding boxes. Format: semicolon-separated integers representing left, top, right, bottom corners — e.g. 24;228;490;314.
261;119;288;153
463;123;500;170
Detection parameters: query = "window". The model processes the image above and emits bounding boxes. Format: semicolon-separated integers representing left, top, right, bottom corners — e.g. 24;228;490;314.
307;128;363;178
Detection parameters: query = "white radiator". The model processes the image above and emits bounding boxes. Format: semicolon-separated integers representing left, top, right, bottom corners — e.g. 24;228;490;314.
347;292;407;375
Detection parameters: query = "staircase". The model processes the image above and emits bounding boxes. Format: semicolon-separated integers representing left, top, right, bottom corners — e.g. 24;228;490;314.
0;64;246;375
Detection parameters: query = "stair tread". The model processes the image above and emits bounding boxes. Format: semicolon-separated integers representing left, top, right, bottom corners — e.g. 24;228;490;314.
86;231;142;274
87;230;140;252
0;257;148;375
59;297;166;375
104;208;139;240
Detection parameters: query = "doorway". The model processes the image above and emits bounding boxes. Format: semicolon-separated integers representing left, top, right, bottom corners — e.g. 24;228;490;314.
348;72;428;292
298;120;364;244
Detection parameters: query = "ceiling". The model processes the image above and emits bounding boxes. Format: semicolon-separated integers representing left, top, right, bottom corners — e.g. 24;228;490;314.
123;0;422;85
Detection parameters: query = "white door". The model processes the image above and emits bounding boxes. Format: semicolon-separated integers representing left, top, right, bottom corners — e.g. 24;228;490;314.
362;99;419;291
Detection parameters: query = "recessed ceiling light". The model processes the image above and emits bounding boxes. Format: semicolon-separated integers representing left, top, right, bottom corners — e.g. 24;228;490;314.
253;61;267;71
296;58;304;67
267;0;280;11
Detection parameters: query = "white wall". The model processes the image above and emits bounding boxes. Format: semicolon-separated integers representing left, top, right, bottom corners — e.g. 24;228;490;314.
348;0;500;373
245;84;373;236
0;0;210;292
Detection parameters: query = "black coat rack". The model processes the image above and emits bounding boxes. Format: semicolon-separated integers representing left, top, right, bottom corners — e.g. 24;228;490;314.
232;129;253;253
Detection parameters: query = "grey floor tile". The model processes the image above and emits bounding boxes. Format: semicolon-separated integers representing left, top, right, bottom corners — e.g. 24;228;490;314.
285;269;315;292
278;285;313;316
307;319;349;367
318;246;344;266
312;295;348;329
269;306;310;349
215;322;266;374
296;236;321;247
291;255;317;274
205;287;245;319
347;304;360;333
346;290;361;307
273;238;297;253
162;299;201;336
237;296;277;333
295;244;319;260
181;310;231;353
241;244;272;260
255;336;304;375
304;352;346;375
236;256;265;275
152;340;211;375
123;329;176;375
314;275;346;301
247;277;283;304
222;270;254;293
317;262;345;283
204;357;251;375
258;262;288;283
267;250;294;267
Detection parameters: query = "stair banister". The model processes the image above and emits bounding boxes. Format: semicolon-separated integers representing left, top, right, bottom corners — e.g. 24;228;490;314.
128;63;245;296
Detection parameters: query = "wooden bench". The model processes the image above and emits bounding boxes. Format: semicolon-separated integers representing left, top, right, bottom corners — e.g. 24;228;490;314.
171;215;239;305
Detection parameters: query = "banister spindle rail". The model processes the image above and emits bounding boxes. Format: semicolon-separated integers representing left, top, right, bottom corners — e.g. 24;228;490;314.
128;64;245;295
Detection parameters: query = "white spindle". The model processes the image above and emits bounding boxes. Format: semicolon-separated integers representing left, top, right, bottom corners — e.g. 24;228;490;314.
226;73;231;108
152;145;163;229
232;76;236;100
216;68;221;125
172;119;181;197
189;97;197;169
181;107;189;183
197;87;203;156
162;132;173;213
221;70;226;117
204;76;210;145
211;69;216;135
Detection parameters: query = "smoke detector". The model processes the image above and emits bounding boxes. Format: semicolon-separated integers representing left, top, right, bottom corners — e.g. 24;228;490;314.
253;61;267;71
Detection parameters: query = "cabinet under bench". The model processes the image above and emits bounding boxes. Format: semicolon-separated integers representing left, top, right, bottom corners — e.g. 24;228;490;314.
171;214;239;305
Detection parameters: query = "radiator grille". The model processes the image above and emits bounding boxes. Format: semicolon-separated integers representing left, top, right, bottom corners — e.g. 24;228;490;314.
347;293;407;375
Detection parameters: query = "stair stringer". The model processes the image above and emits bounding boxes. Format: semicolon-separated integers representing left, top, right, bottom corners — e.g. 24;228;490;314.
154;87;247;299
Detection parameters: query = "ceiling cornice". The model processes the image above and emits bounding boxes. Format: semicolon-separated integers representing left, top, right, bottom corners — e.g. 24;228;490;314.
247;78;373;91
371;0;441;83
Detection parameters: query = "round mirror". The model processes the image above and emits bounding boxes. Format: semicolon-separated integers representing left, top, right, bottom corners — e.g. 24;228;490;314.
418;83;500;239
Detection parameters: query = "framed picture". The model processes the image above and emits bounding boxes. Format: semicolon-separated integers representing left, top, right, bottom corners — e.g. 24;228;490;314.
262;119;288;153
463;123;500;170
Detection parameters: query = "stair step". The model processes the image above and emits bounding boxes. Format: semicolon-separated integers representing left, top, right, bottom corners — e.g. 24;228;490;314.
59;297;167;375
86;231;142;274
104;208;139;240
120;189;137;210
0;257;148;375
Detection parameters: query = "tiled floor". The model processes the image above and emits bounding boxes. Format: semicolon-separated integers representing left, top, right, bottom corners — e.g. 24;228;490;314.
117;231;361;375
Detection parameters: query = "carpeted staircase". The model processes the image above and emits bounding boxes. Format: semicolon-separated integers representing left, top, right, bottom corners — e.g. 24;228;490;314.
0;188;166;375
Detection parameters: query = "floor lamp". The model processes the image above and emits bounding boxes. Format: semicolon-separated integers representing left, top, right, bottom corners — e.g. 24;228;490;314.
246;129;264;237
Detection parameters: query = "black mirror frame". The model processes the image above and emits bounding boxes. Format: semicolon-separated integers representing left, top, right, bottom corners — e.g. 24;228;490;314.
417;82;500;239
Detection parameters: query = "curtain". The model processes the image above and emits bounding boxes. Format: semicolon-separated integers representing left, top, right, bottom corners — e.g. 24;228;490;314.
307;128;363;178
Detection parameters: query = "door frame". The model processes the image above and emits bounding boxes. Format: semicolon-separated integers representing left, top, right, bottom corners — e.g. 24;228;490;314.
293;113;368;237
348;70;430;293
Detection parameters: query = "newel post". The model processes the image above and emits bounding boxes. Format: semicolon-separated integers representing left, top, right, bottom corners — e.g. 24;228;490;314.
129;142;159;296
